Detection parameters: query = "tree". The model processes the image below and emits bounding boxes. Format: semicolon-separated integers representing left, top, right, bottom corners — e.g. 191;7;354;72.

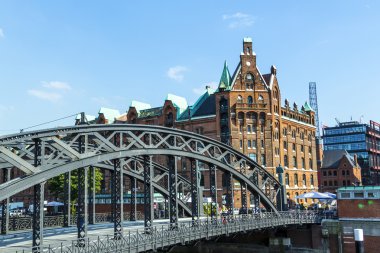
48;168;103;203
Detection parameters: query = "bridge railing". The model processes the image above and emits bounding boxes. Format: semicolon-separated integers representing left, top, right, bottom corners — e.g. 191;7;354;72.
26;211;320;253
0;212;144;232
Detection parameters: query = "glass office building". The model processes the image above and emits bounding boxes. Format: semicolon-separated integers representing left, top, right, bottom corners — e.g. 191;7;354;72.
323;121;380;185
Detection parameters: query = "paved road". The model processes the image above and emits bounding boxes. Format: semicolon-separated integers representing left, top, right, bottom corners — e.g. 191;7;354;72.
0;218;198;253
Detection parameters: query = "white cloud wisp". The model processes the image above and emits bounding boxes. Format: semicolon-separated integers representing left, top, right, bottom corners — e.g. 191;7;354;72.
222;12;255;29
42;81;71;91
28;90;62;102
167;66;188;82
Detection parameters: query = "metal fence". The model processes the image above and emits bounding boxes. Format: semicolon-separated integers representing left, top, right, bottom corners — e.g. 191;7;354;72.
23;211;320;253
0;212;144;232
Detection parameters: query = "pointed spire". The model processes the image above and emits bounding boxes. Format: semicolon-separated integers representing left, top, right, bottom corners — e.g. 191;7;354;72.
304;101;314;112
218;61;232;91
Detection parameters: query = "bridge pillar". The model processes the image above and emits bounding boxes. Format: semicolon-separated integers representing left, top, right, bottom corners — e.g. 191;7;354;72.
241;182;248;215
129;175;136;221
209;163;217;223
1;168;10;235
190;158;199;225
143;155;154;232
76;166;88;245
112;158;123;238
63;171;71;227
32;181;45;253
88;166;95;225
225;171;234;216
168;155;178;229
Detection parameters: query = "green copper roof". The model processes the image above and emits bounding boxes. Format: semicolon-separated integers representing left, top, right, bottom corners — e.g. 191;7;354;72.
218;61;232;91
304;102;314;112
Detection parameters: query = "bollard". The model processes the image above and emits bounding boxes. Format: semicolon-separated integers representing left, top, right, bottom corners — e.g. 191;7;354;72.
354;229;364;253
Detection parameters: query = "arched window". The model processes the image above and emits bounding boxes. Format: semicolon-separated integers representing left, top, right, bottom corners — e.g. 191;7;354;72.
294;174;298;186
293;156;297;168
258;95;264;101
237;95;243;103
309;159;313;170
245;73;254;90
285;173;289;186
284;155;288;167
302;174;306;185
165;112;174;127
248;96;253;105
301;158;305;169
310;174;314;186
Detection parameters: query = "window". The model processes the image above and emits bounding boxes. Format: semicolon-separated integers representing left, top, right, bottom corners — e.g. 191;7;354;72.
239;140;243;149
261;139;264;148
323;181;327;186
309;146;312;154
294;174;298;186
292;130;296;138
261;154;266;166
328;171;332;176
310;175;314;185
323;171;326;176
246;73;253;80
292;143;296;151
301;158;305;169
248;140;251;148
354;192;364;198
248;96;253;104
200;173;205;187
346;170;350;176
334;181;338;186
247;125;251;133
347;180;351;186
309;159;313;169
283;128;287;136
284;155;288;167
329;181;332;186
300;145;304;152
249;153;257;161
239;124;243;133
342;180;346;186
285;173;289;185
340;192;351;198
367;192;376;198
342;170;345;176
258;95;264;101
293;156;297;168
302;174;306;185
261;125;264;133
252;140;257;148
283;141;287;149
165;112;174;127
237;95;243;103
333;171;337;176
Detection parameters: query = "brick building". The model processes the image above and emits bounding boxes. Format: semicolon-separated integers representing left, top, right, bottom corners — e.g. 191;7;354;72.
319;150;362;193
126;37;318;205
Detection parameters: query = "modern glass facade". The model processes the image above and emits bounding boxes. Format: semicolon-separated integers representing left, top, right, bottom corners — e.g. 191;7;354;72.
323;121;380;185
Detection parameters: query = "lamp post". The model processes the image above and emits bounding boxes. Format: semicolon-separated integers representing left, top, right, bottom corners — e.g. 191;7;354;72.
276;164;288;211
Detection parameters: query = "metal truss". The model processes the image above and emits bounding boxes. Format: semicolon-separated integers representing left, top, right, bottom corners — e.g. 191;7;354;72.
63;172;70;227
143;155;153;231
88;167;94;225
168;155;178;229
0;124;282;213
225;171;234;215
129;174;136;221
209;163;217;223
1;168;9;235
190;158;198;225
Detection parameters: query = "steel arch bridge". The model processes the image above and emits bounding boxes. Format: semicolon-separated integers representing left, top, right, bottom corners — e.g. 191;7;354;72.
0;124;287;251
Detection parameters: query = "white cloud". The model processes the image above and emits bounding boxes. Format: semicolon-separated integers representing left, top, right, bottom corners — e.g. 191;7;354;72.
222;12;255;29
167;66;188;82
0;28;3;38
192;82;218;95
28;90;62;102
42;81;71;91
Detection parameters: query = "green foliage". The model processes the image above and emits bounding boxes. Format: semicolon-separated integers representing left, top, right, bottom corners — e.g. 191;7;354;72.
48;168;103;202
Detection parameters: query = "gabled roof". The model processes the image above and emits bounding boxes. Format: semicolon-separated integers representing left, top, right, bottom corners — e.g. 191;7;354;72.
218;61;232;91
262;74;271;87
130;101;151;114
98;107;121;124
177;87;216;121
321;150;357;169
166;94;188;117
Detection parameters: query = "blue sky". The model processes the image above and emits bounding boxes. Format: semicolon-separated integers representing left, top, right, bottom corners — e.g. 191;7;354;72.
0;1;379;135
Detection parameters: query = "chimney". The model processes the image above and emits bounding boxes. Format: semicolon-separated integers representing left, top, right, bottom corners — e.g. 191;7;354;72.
354;154;358;167
271;65;277;75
